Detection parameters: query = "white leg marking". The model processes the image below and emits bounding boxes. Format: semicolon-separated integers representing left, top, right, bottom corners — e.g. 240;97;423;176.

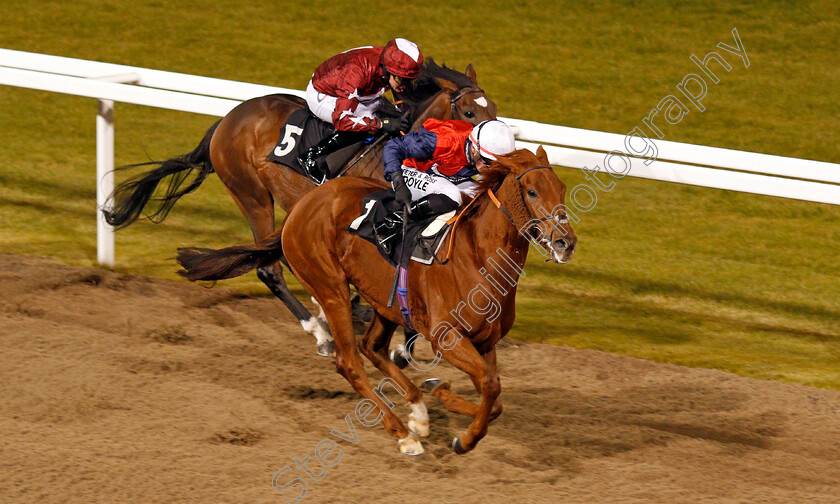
301;316;332;345
310;296;327;323
408;401;430;437
398;432;425;455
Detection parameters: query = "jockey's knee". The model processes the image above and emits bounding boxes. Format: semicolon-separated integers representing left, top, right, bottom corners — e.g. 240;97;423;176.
426;193;460;212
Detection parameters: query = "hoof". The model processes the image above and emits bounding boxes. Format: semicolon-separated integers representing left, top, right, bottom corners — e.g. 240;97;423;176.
317;340;335;358
408;416;430;438
398;433;424;456
452;436;468;455
421;378;442;392
390;345;409;369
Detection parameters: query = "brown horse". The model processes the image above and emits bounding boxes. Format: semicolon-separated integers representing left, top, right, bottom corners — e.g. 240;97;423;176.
175;146;577;455
103;60;497;357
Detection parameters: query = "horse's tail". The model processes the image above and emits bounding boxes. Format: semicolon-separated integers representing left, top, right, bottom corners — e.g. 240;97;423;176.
103;120;221;229
176;228;285;281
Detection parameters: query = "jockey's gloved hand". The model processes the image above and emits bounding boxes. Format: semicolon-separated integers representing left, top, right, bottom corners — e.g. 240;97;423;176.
378;117;404;135
376;98;402;118
398;112;413;134
391;172;413;212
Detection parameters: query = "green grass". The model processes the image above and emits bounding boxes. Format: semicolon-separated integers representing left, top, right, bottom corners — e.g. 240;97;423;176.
1;1;838;387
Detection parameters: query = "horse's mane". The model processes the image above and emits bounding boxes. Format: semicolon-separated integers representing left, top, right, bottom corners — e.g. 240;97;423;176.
475;150;535;192
458;150;537;222
398;58;474;111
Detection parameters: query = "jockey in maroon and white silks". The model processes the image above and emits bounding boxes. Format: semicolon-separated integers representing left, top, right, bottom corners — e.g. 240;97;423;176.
308;47;387;133
299;38;423;184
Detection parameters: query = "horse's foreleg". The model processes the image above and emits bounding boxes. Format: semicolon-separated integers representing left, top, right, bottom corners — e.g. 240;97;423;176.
470;349;503;421
256;265;333;357
424;349;502;422
431;332;501;454
359;313;428;441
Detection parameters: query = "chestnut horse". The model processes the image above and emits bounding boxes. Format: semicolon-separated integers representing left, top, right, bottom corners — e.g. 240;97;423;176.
103;60;497;357
175;147;577;455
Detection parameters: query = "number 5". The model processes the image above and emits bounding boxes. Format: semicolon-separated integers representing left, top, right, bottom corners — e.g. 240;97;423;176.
273;125;304;157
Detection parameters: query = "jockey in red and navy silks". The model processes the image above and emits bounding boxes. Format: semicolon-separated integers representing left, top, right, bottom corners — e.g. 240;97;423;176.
299;38;423;184
375;119;516;252
384;118;477;192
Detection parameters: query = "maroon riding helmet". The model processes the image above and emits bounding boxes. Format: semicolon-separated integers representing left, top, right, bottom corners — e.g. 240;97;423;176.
381;38;423;78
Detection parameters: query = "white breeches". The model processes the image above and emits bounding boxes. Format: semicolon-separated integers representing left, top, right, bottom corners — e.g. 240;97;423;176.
401;167;480;206
305;80;381;125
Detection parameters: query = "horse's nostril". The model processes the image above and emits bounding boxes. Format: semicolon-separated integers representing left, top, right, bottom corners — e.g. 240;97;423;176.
557;239;568;249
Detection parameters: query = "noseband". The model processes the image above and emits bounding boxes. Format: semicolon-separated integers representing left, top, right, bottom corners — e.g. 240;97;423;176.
449;87;486;120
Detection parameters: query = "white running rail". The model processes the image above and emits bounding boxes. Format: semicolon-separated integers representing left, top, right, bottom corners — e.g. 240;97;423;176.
1;48;838;267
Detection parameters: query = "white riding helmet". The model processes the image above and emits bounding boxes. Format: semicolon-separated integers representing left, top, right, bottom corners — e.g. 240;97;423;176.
468;120;516;164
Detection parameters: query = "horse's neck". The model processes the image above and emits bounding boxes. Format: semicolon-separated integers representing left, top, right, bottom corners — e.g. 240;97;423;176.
344;92;450;181
412;92;450;126
466;176;531;272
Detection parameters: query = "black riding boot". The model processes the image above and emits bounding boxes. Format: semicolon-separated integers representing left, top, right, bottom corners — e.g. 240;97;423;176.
374;194;459;254
298;130;370;185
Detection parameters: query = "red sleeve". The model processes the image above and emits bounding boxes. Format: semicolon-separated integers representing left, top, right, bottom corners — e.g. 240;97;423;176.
329;65;380;132
331;97;379;132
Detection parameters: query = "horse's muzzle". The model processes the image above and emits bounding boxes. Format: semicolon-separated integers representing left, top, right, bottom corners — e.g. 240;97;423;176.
550;236;577;264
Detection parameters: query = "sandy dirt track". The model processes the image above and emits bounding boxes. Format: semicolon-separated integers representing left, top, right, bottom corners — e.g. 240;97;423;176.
1;253;839;504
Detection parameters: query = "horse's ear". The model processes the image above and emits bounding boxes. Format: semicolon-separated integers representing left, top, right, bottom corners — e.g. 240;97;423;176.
465;64;478;85
434;77;459;94
536;145;551;165
495;152;518;172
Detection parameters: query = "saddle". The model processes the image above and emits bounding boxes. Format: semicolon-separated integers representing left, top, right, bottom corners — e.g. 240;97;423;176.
348;189;454;268
266;108;371;179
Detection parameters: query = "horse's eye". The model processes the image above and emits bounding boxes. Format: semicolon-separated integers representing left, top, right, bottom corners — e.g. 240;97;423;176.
527;189;537;198
464;110;475;118
556;214;568;223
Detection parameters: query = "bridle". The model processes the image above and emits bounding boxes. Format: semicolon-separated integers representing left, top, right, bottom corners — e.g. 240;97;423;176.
438;165;563;263
488;165;568;254
489;165;555;226
449;87;486;121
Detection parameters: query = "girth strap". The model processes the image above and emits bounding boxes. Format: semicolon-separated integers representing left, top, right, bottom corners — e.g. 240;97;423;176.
396;266;414;330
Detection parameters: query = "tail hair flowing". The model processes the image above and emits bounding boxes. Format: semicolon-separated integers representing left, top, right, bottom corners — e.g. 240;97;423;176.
103;120;220;229
176;229;285;282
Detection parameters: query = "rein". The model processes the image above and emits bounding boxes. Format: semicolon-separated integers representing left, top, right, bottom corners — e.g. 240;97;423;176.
336;87;485;178
439;165;555;262
449;87;485;120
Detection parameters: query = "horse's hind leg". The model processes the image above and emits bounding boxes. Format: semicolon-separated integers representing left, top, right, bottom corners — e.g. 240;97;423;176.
359;313;429;440
286;244;420;454
257;266;333;356
214;157;332;356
